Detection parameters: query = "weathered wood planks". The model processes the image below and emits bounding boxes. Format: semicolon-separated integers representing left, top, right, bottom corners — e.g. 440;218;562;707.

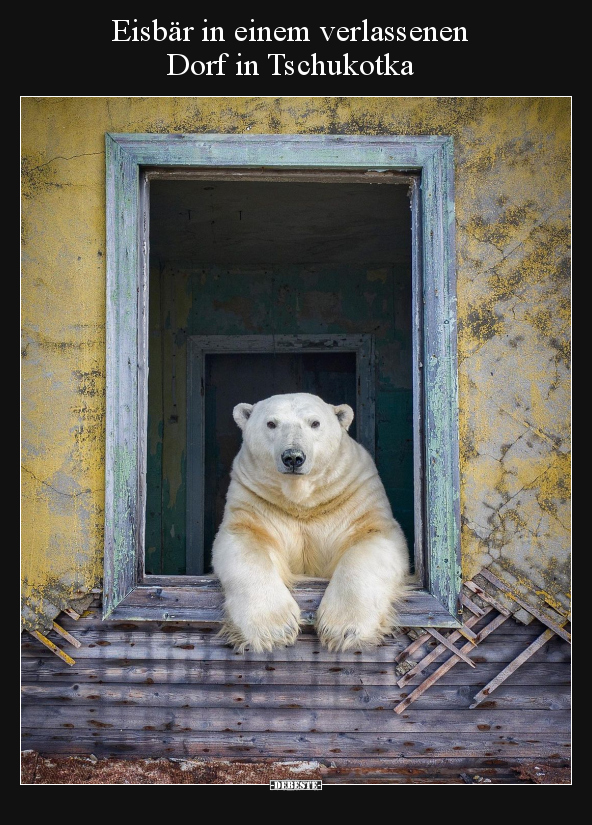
21;628;570;665
21;658;571;688
20;729;571;761
22;703;571;734
21;602;571;764
21;681;572;711
104;582;458;626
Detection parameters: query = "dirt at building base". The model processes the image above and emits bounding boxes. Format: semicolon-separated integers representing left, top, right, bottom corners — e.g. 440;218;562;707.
21;751;571;785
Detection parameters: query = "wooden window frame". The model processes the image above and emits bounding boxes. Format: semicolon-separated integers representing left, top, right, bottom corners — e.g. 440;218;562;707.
104;133;461;628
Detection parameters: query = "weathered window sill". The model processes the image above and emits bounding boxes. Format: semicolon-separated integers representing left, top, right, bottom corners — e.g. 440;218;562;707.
103;575;460;628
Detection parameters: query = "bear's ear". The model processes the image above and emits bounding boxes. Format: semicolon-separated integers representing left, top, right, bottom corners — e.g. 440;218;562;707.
334;404;354;431
233;403;254;430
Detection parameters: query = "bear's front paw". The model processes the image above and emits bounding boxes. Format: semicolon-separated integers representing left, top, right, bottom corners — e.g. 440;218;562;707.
220;592;301;653
316;599;396;652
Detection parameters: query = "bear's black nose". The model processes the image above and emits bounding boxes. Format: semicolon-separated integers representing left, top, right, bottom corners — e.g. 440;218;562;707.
281;449;306;470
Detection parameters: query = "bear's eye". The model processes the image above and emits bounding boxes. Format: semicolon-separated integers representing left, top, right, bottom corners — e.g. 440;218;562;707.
311;420;320;429
267;421;276;429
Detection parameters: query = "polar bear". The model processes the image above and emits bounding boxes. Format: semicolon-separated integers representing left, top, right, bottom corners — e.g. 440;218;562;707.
211;392;410;653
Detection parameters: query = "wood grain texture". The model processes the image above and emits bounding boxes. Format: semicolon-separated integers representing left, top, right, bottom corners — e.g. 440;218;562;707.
22;704;571;734
21;605;570;762
20;729;570;761
101;581;459;626
22;681;571;711
21;657;572;687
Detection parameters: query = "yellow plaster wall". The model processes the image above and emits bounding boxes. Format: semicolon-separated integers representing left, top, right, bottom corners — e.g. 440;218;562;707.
21;96;571;630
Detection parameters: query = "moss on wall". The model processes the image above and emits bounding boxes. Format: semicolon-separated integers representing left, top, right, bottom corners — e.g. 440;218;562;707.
21;96;571;630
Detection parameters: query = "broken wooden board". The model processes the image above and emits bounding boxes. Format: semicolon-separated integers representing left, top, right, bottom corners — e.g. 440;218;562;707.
392;567;571;714
29;631;75;667
469;628;556;708
26;614;84;665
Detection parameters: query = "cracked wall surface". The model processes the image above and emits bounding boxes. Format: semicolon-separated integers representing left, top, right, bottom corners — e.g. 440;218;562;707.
21;96;571;631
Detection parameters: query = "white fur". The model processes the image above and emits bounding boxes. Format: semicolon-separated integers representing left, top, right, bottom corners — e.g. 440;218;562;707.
212;393;410;653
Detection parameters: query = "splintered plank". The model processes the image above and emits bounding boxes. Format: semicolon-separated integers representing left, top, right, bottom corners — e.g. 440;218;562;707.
469;628;556;709
397;609;492;689
478;569;571;644
393;612;510;714
395;584;500;666
464;580;512;617
51;622;82;649
29;631;75;666
394;631;431;663
456;625;479;644
460;591;487;617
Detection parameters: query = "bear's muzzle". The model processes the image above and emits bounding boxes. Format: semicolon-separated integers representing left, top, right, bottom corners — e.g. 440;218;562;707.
280;449;306;473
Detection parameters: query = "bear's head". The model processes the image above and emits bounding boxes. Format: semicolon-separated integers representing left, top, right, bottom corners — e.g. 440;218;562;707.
233;393;354;478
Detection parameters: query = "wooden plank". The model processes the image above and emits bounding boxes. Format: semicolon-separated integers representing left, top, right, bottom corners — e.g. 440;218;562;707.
146;168;417;185
24;634;409;663
106;585;460;627
29;632;75;666
478;569;571;644
394;613;510;714
142;573;222;588
426;628;475;667
15;631;470;663
464;580;512;617
22;627;570;666
410;175;426;587
19;729;571;761
395;631;431;663
472;573;532;625
110;133;455;168
418;135;461;622
20;703;571;734
50;606;565;641
469;629;556;709
62;608;81;621
460;591;487;617
51;622;81;649
20;657;571;687
456;625;478;643
397;609;492;688
20;681;572;711
104;132;141;618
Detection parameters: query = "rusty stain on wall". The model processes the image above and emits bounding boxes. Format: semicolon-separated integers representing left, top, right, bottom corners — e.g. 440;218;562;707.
21;96;571;630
